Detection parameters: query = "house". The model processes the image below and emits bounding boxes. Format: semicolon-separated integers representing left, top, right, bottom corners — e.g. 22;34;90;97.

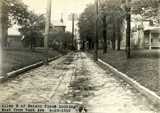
7;25;23;48
144;26;160;49
53;17;66;33
121;14;160;50
53;24;66;33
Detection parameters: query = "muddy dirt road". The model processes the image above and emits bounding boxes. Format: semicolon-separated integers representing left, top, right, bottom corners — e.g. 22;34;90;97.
0;52;159;113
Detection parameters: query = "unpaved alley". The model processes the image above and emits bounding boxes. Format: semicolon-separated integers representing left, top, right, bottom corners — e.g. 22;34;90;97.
0;52;159;113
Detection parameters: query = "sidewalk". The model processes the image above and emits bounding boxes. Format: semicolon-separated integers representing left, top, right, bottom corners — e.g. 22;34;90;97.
0;52;159;113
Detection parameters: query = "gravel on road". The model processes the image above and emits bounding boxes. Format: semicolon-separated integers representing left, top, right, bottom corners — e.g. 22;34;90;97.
0;52;159;113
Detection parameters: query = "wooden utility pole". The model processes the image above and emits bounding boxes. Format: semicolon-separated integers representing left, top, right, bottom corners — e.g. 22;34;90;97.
0;0;7;76
0;0;8;48
44;0;52;64
0;1;3;46
126;0;131;58
0;1;3;76
95;0;99;60
72;13;75;49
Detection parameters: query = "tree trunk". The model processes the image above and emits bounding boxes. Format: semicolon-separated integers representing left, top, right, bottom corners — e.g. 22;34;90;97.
117;35;121;50
82;40;85;50
112;25;116;50
103;15;107;53
92;42;94;49
112;40;116;50
117;24;121;51
88;39;92;49
126;7;131;58
111;15;116;50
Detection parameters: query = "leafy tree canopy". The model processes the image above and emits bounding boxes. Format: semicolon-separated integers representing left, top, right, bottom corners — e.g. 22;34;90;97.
78;0;125;43
131;0;160;23
3;0;45;34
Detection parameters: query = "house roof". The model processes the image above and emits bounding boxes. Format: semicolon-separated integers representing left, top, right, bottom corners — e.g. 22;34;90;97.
8;25;21;36
144;26;160;33
53;20;66;27
54;25;66;27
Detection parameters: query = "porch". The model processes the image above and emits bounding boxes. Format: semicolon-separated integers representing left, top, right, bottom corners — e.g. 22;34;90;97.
144;27;160;50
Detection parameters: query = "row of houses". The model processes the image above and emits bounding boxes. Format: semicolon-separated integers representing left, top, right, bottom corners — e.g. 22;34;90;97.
7;14;160;50
77;13;160;51
120;14;160;50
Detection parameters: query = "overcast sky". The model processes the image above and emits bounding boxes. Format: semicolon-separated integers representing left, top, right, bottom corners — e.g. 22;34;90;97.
22;0;94;31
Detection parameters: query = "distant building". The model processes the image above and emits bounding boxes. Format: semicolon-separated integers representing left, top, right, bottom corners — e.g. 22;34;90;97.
53;15;66;33
7;16;66;48
7;25;23;48
53;25;66;32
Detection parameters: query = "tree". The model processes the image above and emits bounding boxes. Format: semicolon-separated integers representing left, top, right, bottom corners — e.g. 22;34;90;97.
78;0;125;51
101;0;125;51
0;0;46;48
48;31;72;50
78;4;97;50
132;0;160;23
